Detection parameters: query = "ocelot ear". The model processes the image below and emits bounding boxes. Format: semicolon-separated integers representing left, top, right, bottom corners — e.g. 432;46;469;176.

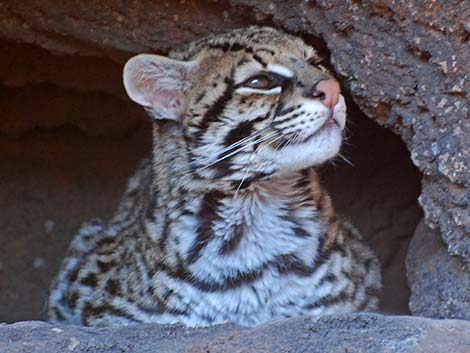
123;54;198;120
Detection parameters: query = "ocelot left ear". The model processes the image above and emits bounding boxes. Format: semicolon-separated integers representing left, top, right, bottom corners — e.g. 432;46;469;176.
123;54;198;120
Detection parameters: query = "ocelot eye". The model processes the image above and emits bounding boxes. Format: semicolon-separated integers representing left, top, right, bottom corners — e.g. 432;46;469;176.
243;74;278;90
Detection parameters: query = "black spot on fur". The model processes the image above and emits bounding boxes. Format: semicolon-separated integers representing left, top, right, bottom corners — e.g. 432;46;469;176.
106;278;122;297
80;273;98;287
68;266;80;283
67;291;79;309
97;260;115;273
258;48;275;55
292;225;310;238
95;237;115;248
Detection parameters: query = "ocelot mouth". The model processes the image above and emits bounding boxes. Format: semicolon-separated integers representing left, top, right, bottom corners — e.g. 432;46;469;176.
300;116;340;143
321;117;339;129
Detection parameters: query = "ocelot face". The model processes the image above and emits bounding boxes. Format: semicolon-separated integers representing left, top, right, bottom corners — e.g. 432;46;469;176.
124;27;346;185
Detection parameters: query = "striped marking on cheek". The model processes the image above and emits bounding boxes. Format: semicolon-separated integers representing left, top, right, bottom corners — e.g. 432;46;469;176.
222;113;268;149
223;120;256;148
273;110;305;128
193;77;235;142
206;114;269;178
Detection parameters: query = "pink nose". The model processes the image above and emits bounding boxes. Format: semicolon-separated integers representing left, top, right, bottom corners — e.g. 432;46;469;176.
311;79;340;109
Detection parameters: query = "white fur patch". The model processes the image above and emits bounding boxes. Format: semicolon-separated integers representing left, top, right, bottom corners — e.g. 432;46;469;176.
235;87;282;95
267;64;294;78
259;126;343;171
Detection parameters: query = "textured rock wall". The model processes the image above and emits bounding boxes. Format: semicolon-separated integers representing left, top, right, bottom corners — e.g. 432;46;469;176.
407;220;470;320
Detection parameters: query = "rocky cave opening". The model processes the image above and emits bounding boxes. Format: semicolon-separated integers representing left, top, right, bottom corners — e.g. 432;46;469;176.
0;37;422;323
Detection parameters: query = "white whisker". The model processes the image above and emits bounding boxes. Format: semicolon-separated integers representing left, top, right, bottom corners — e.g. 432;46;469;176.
195;131;279;173
337;153;354;166
234;134;284;196
190;128;266;166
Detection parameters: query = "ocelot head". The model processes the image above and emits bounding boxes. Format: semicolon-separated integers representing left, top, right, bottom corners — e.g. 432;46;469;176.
123;27;346;186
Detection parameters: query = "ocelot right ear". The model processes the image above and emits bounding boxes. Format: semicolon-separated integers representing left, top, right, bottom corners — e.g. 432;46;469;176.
123;54;198;120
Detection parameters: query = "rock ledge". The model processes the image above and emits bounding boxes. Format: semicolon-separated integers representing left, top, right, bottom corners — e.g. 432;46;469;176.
2;313;470;353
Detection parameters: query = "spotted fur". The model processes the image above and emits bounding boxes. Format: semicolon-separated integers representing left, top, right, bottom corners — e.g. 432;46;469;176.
48;27;381;327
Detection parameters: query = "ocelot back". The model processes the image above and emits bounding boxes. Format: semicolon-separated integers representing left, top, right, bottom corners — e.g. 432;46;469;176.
48;26;381;327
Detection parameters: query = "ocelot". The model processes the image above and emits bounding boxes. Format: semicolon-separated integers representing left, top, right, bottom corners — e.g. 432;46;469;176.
48;26;381;327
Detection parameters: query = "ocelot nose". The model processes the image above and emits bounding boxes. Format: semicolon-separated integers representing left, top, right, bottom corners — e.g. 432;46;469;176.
311;79;340;109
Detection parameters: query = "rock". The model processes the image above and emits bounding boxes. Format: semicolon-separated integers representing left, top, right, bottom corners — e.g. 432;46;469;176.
1;314;470;353
407;219;470;320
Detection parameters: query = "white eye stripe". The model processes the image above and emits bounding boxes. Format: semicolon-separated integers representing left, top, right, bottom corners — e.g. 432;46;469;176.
266;64;294;78
235;87;282;95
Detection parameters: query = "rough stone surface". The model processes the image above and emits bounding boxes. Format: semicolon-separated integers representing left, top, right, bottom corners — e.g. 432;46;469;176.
407;219;470;320
2;313;470;353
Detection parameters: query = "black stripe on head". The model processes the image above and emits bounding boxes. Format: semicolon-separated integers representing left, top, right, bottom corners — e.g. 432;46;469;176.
186;191;225;263
194;77;234;143
209;42;247;52
257;48;275;55
252;54;267;67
